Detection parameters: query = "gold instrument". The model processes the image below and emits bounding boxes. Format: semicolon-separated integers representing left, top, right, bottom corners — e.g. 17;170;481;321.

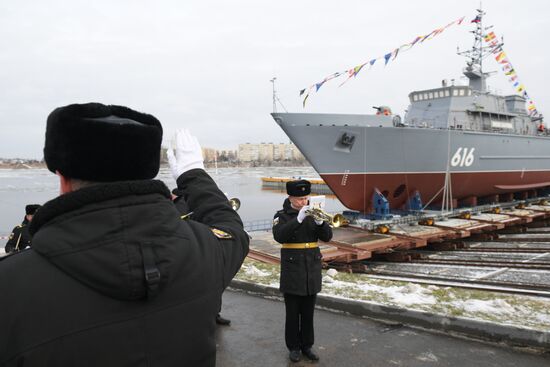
229;198;241;211
180;212;194;220
305;207;349;228
181;197;241;221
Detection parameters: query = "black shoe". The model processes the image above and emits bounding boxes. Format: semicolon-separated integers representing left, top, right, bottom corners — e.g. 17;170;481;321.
289;349;301;363
215;314;231;326
302;348;319;361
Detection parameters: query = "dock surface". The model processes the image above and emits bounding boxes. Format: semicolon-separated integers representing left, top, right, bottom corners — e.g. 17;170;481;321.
216;290;550;366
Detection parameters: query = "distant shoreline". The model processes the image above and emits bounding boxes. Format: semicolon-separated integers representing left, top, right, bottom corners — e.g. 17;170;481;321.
0;162;45;169
0;161;312;169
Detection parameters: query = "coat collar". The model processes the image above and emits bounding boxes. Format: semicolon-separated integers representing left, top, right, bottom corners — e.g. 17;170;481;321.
30;179;170;235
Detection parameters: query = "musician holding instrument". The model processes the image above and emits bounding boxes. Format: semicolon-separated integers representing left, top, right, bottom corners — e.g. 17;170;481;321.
272;179;333;363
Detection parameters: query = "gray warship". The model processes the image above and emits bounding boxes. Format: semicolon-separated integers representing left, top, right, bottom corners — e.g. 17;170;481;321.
271;10;549;213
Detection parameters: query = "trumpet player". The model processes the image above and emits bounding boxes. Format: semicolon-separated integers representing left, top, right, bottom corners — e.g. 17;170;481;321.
272;180;333;363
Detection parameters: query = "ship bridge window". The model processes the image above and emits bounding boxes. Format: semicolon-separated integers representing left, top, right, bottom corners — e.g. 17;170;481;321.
459;89;465;96
428;92;433;99
418;94;423;101
453;89;458;96
423;93;428;99
413;94;418;101
445;90;450;97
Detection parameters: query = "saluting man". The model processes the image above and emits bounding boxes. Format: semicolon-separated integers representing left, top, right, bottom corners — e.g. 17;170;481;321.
0;104;249;366
4;204;40;253
272;180;333;363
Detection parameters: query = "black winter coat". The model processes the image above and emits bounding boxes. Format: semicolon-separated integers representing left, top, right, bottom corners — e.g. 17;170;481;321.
272;199;332;296
0;169;249;366
4;217;32;253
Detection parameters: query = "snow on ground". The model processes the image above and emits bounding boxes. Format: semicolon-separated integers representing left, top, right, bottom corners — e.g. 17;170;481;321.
458;299;515;315
235;259;550;331
244;265;270;277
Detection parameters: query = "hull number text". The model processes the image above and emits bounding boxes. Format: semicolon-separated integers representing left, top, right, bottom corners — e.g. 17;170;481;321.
451;147;475;167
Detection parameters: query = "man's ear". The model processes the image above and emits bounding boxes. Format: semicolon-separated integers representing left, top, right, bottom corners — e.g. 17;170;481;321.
56;171;73;195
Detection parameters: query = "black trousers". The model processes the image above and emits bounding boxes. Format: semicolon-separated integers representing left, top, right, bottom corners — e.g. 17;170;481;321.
284;293;317;351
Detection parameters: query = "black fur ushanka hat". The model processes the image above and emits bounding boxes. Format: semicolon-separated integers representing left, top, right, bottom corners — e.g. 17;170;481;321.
286;179;311;197
44;103;163;182
25;204;40;215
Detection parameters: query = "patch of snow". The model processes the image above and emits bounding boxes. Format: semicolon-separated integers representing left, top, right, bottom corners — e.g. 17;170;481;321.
457;299;515;315
534;313;550;324
244;265;270;277
324;279;437;306
326;268;338;277
416;351;438;362
385;285;437;306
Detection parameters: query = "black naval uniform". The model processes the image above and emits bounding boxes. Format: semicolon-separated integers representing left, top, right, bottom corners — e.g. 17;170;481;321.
4;217;32;253
272;198;333;353
0;169;249;366
171;189;230;326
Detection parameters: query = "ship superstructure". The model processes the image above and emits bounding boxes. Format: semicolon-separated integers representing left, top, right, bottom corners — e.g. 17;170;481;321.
271;10;549;213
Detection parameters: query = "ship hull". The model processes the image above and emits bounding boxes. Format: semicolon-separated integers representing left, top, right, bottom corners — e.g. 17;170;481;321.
272;113;550;212
321;171;550;212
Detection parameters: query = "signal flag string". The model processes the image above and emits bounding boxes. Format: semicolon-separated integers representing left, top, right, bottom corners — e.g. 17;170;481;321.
300;15;467;108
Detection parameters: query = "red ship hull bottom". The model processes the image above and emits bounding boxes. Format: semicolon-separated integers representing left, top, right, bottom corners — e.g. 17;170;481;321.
321;171;550;213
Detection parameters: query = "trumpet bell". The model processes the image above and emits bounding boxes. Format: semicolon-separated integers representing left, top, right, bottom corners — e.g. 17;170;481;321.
331;213;349;228
229;198;241;211
306;208;349;228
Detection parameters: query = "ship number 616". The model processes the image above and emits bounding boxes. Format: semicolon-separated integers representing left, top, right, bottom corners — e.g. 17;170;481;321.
451;147;475;167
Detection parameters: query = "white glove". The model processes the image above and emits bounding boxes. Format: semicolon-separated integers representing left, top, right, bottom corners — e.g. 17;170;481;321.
297;205;309;224
167;129;205;180
315;218;324;226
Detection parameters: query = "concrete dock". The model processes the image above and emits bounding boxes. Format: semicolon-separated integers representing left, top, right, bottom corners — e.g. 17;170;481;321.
215;290;550;366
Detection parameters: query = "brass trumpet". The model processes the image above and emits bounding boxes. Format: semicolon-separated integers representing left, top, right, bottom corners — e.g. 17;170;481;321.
229;197;241;211
181;197;240;220
305;207;349;228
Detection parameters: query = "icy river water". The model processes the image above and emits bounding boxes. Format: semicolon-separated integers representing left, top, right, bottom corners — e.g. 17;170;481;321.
0;166;346;239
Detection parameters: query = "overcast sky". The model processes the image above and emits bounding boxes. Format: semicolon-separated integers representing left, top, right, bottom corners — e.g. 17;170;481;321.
1;0;548;158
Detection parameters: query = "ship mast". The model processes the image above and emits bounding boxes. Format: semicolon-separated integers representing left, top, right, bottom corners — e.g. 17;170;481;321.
270;77;288;113
270;77;277;113
457;7;493;92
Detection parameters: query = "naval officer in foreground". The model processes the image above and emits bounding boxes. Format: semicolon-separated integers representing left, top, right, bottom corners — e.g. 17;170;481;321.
0;103;249;366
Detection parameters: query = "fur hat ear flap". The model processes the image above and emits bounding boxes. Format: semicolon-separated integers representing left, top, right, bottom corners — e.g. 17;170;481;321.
44;103;163;182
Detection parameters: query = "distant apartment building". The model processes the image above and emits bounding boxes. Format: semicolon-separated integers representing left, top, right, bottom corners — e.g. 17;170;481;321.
160;144;303;164
238;143;260;162
202;148;217;163
238;143;305;162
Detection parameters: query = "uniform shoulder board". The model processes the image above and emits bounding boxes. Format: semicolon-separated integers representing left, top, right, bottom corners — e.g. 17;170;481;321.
273;217;280;226
210;228;233;239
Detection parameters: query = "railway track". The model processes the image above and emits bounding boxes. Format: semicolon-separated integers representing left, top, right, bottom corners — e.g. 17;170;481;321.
363;262;550;298
364;230;550;297
362;271;550;298
414;258;550;270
